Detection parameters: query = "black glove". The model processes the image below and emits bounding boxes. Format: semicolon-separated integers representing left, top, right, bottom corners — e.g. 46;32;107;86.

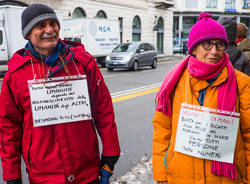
7;179;22;184
100;155;120;171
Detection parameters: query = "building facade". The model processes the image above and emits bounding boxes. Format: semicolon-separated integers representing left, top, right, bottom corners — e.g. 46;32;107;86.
173;0;250;46
2;0;174;55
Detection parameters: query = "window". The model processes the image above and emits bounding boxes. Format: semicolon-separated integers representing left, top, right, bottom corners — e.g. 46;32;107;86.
183;17;196;30
0;31;2;45
64;37;81;43
173;0;177;8
206;0;217;8
96;10;107;18
225;0;235;9
119;17;123;43
157;17;164;53
139;44;146;51
132;16;141;41
243;0;250;9
144;43;152;51
185;0;197;9
72;7;86;18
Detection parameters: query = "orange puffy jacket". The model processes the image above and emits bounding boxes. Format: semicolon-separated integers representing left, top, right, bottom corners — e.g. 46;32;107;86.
152;68;250;184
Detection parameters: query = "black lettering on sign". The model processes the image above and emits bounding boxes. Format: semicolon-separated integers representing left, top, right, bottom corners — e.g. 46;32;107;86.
214;135;229;140
195;125;206;132
210;123;227;130
181;116;194;123
34;104;60;111
71;101;87;106
182;128;200;135
210;129;216;134
197;150;221;159
183;146;193;153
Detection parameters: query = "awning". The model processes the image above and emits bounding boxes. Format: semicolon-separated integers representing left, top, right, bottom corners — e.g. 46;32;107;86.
155;1;174;9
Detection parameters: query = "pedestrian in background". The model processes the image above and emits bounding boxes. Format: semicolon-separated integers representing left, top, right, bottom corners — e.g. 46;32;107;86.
152;12;250;184
182;42;188;56
0;3;120;184
218;16;250;76
237;23;250;61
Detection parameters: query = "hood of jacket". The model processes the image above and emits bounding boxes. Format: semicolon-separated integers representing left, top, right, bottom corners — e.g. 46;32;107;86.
218;16;237;45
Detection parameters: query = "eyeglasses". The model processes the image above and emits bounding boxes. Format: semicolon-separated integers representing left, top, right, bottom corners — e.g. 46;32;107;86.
201;40;226;51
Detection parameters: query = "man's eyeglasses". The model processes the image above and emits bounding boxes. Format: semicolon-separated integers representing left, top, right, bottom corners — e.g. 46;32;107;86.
202;40;226;51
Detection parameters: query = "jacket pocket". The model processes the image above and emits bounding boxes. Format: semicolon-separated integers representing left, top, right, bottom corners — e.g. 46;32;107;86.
164;141;175;170
0;128;3;152
27;131;32;168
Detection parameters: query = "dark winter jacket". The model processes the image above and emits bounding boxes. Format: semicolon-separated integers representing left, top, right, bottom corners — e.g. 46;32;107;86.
218;17;250;76
0;40;120;183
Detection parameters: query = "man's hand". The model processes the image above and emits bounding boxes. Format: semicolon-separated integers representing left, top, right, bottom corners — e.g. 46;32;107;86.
100;155;119;171
7;179;22;184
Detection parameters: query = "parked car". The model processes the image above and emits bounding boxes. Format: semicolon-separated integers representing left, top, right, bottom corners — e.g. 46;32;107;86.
105;42;157;71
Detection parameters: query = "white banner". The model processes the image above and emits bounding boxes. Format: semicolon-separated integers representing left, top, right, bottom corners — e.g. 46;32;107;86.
175;103;239;163
28;75;92;127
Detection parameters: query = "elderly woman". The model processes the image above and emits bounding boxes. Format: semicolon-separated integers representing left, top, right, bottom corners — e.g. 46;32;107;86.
152;12;250;184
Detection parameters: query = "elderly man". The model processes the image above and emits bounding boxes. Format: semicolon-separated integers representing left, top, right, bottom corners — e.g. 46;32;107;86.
0;3;120;184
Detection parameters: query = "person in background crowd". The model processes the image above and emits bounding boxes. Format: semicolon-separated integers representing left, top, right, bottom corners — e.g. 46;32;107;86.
182;42;188;56
237;23;250;61
218;16;250;76
0;3;120;184
152;12;250;184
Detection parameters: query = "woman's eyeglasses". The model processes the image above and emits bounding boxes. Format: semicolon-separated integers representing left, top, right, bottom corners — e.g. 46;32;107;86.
202;40;226;51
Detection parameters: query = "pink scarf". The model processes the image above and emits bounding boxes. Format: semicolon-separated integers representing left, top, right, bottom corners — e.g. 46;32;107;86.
156;54;237;180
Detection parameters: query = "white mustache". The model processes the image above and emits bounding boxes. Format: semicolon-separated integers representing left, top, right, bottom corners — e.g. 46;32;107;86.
40;32;56;39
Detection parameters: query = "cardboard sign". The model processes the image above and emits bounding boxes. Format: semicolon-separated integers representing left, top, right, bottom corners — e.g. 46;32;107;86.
28;75;92;127
175;103;239;163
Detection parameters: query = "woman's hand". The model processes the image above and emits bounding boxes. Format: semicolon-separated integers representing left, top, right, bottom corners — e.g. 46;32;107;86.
157;181;168;184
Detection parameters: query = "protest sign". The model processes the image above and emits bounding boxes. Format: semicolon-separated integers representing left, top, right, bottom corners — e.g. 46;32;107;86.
28;75;91;127
175;103;239;163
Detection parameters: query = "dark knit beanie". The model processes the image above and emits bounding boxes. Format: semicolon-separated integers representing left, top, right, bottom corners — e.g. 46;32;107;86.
237;23;248;39
21;3;60;39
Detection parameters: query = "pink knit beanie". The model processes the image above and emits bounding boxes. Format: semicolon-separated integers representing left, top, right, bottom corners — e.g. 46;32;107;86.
188;12;229;54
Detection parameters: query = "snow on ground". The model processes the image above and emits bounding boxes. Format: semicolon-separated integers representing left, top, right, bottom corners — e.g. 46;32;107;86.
111;154;155;184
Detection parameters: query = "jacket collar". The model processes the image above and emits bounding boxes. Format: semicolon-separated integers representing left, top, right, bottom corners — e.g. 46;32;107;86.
190;67;228;92
7;40;83;74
